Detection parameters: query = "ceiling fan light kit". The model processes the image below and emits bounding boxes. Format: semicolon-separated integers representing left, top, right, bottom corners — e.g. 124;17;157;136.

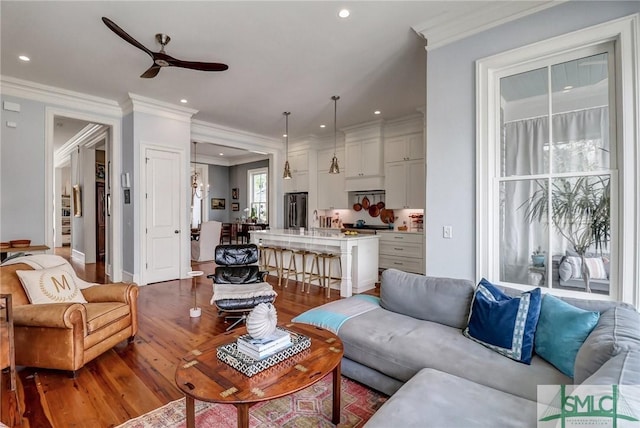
102;17;228;78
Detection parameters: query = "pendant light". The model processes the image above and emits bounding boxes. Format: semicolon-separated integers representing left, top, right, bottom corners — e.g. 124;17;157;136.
283;112;292;179
329;95;340;174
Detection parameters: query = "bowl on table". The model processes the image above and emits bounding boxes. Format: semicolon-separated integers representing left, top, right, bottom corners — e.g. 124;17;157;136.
9;239;31;248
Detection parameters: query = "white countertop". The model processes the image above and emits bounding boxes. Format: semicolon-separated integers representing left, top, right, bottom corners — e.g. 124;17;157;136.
250;229;379;241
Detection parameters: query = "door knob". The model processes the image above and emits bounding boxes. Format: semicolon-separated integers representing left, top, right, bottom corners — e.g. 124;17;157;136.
174;230;180;234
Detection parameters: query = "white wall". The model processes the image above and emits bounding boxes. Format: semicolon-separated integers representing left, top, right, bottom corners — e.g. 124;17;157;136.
125;100;194;284
425;1;640;280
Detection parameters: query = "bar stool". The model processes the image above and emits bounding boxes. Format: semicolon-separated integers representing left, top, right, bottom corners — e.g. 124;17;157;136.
307;252;341;297
285;249;314;290
260;245;281;281
276;247;295;287
304;251;324;294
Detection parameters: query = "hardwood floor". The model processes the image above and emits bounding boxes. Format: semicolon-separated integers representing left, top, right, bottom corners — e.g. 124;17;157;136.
1;249;372;428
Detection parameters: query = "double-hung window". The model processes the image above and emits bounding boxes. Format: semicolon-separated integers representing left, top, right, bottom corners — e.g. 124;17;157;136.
477;16;639;305
248;167;268;223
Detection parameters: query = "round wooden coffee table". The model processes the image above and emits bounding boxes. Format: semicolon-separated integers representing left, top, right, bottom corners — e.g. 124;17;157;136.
175;323;344;428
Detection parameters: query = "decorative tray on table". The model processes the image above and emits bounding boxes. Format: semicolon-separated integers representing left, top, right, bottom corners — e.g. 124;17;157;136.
217;329;311;377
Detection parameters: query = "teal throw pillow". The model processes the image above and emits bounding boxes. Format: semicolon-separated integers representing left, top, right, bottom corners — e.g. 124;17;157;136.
534;294;600;378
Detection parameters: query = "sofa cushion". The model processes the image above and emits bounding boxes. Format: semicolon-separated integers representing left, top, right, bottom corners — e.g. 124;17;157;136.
573;306;640;384
582;351;640;386
364;368;537;428
16;264;89;304
535;294;599;378
380;269;474;329
463;278;541;364
339;308;571;401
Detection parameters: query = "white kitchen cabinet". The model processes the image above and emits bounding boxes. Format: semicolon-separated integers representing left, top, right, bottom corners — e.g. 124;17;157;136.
317;148;348;209
345;138;383;178
283;150;309;193
378;231;424;274
385;159;425;209
384;133;424;163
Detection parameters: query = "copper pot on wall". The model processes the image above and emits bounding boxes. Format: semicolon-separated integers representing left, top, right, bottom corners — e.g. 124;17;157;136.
361;195;370;210
353;195;362;211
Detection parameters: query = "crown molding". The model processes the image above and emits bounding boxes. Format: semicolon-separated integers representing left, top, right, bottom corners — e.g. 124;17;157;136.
0;75;122;117
121;93;198;123
191;119;281;153
54;124;108;167
413;1;561;51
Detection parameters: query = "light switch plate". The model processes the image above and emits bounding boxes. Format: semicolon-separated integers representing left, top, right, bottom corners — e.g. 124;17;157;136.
443;226;453;239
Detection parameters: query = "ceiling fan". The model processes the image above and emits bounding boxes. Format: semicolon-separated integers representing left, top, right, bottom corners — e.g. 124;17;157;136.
102;17;228;78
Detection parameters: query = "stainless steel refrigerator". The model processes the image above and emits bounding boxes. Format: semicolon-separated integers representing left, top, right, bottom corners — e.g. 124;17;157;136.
284;192;308;229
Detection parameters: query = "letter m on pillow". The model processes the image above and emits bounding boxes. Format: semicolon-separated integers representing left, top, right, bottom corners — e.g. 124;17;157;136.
51;274;71;293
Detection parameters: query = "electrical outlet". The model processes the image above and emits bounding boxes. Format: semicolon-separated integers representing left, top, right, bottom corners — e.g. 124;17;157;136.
443;226;453;239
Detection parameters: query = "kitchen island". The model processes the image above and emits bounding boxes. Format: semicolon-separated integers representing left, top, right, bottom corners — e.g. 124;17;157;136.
249;229;379;297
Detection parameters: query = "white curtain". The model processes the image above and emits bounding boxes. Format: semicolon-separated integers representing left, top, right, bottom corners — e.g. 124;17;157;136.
500;107;608;285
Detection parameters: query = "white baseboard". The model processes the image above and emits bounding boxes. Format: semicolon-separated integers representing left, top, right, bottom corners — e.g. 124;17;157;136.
122;270;135;284
71;249;85;264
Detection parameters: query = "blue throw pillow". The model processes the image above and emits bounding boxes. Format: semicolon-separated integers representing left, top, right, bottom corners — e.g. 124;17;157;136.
463;278;542;364
535;294;600;378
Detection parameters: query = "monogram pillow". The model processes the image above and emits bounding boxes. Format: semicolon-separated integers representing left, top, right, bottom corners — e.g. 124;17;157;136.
16;264;92;304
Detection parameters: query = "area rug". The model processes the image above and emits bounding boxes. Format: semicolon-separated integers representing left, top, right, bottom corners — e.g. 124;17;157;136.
117;374;387;428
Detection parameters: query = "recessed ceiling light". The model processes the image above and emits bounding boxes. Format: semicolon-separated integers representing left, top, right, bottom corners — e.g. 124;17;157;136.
283;134;288;138
180;99;188;103
18;55;30;62
320;124;326;128
338;9;350;18
219;153;224;156
374;110;381;115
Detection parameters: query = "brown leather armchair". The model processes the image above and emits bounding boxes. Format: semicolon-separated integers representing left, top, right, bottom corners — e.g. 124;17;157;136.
0;263;138;374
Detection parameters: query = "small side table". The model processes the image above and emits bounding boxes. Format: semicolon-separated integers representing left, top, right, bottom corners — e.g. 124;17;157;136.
0;294;16;392
187;271;204;318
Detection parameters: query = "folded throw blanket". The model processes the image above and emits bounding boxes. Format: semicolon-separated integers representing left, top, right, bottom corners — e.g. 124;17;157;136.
210;282;277;304
1;254;68;270
292;294;380;334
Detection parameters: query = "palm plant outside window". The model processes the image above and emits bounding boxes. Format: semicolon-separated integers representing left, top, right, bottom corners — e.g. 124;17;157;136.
498;46;615;295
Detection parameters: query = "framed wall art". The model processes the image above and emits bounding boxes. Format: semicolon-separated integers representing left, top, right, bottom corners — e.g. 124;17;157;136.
232;188;239;200
211;198;226;210
72;185;82;217
231;202;239;211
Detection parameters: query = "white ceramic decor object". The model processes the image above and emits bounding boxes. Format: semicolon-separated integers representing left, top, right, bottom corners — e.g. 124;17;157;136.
246;303;277;339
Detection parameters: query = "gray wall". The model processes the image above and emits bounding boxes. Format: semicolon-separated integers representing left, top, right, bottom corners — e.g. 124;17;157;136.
229;159;269;222
207;164;230;222
0;95;46;242
425;1;640;280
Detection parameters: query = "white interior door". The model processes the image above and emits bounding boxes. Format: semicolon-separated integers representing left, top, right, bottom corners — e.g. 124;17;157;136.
145;148;181;283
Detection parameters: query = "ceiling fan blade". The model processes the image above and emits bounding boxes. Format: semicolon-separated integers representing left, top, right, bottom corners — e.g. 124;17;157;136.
168;58;229;72
102;17;153;57
140;65;161;78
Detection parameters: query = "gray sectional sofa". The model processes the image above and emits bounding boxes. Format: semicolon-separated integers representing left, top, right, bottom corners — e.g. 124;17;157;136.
294;269;640;427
